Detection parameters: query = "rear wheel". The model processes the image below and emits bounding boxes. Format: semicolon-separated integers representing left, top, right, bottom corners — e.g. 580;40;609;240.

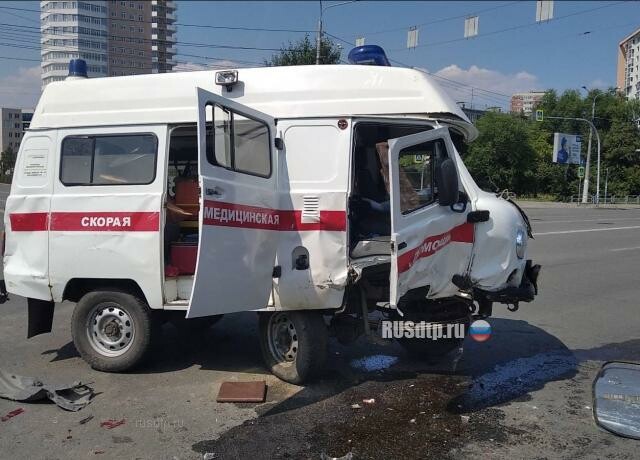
71;289;157;372
258;311;328;384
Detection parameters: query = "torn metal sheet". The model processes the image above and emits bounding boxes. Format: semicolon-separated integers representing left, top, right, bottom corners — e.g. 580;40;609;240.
0;369;94;411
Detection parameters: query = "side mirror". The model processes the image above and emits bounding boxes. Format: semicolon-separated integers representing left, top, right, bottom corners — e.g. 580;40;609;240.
593;361;640;439
437;158;459;207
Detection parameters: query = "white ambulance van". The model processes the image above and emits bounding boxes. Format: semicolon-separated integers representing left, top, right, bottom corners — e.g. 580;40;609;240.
3;53;539;384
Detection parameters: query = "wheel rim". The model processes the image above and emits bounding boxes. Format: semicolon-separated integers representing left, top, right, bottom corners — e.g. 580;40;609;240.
267;313;298;363
86;302;135;357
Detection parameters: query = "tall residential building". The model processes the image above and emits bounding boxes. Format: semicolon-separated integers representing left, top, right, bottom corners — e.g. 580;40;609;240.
40;1;177;88
151;1;177;73
617;27;640;100
0;108;24;153
510;91;545;115
41;1;109;87
107;0;152;76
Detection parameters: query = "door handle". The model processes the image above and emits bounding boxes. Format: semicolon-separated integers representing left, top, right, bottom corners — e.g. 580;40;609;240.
205;187;224;198
398;242;407;250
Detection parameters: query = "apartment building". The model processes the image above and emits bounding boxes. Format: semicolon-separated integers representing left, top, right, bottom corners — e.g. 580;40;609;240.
107;0;152;76
617;27;640;100
41;1;109;87
151;0;177;73
0;108;24;153
510;91;545;115
40;1;177;87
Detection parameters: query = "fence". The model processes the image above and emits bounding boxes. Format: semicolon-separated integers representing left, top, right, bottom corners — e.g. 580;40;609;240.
567;195;640;205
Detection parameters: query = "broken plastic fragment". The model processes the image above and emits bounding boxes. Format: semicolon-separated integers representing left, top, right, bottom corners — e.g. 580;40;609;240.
1;407;24;422
100;418;126;429
0;369;94;411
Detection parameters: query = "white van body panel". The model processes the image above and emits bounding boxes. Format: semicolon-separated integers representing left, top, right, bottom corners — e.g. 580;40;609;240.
271;119;351;311
388;128;474;306
188;89;280;318
4;132;56;300
30;65;477;142
48;125;166;307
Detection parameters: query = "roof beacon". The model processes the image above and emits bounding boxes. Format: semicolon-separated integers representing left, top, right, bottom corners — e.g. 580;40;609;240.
67;59;88;81
347;45;391;67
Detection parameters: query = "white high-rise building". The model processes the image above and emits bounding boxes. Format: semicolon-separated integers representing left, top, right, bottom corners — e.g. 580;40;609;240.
40;1;109;88
40;1;177;88
617;27;640;100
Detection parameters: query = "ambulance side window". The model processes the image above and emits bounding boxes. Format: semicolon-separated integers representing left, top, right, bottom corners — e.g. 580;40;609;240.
397;139;441;214
60;134;157;186
205;103;271;178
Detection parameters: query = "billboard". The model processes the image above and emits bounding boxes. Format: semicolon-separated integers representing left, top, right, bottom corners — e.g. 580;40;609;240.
553;133;582;164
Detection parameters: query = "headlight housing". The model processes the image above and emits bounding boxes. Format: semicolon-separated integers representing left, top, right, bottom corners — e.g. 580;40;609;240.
515;228;527;259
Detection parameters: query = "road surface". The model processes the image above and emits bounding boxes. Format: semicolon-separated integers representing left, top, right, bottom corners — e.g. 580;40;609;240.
0;201;639;459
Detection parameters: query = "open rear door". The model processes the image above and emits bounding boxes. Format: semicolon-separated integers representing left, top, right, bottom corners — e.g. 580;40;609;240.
387;127;474;307
187;88;280;317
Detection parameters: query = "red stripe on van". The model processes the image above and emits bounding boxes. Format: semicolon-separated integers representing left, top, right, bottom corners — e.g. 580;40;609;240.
397;222;474;273
9;213;49;231
202;200;346;231
50;212;160;231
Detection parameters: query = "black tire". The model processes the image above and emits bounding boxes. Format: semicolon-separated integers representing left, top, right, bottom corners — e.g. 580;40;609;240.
397;335;465;359
258;311;328;385
71;289;157;372
394;299;471;360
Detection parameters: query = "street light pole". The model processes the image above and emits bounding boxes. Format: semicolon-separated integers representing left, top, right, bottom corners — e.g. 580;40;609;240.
580;88;616;204
604;168;609;205
315;1;357;65
315;14;322;65
546;115;601;203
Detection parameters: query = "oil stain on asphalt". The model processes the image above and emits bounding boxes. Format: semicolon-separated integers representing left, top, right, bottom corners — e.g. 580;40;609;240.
192;372;526;459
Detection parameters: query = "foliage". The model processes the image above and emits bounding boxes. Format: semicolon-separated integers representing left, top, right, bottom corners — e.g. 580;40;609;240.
0;146;16;183
265;34;341;66
465;89;640;199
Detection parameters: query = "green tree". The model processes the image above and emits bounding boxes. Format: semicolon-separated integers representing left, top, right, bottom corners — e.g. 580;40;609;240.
465;112;537;194
0;146;16;183
265;34;341;66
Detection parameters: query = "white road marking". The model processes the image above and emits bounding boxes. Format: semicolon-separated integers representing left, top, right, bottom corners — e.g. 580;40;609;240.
535;225;640;236
611;246;640;252
534;217;640;224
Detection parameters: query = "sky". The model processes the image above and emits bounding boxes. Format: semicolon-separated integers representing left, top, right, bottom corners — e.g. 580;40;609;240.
0;0;638;110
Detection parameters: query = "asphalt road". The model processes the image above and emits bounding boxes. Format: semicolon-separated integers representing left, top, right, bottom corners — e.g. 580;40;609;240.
0;201;639;459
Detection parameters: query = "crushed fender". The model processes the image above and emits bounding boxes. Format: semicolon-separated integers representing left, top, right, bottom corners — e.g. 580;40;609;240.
0;369;94;411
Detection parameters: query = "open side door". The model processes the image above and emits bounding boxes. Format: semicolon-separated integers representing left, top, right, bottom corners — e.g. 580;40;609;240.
387;127;474;307
187;88;280;318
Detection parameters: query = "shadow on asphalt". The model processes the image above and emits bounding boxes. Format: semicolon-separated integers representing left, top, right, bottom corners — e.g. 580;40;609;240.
41;312;640;459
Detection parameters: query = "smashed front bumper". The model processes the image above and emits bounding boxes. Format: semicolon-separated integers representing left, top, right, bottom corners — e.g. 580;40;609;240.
474;260;541;309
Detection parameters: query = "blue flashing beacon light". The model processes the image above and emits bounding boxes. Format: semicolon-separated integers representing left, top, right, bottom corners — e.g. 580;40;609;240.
347;45;391;67
68;59;88;78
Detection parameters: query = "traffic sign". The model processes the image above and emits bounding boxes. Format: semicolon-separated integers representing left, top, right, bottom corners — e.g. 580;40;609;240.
578;166;585;178
535;109;544;122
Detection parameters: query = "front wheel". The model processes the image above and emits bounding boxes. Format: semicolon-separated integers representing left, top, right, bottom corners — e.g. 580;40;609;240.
394;299;471;360
397;334;465;358
71;289;157;372
258;311;328;385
